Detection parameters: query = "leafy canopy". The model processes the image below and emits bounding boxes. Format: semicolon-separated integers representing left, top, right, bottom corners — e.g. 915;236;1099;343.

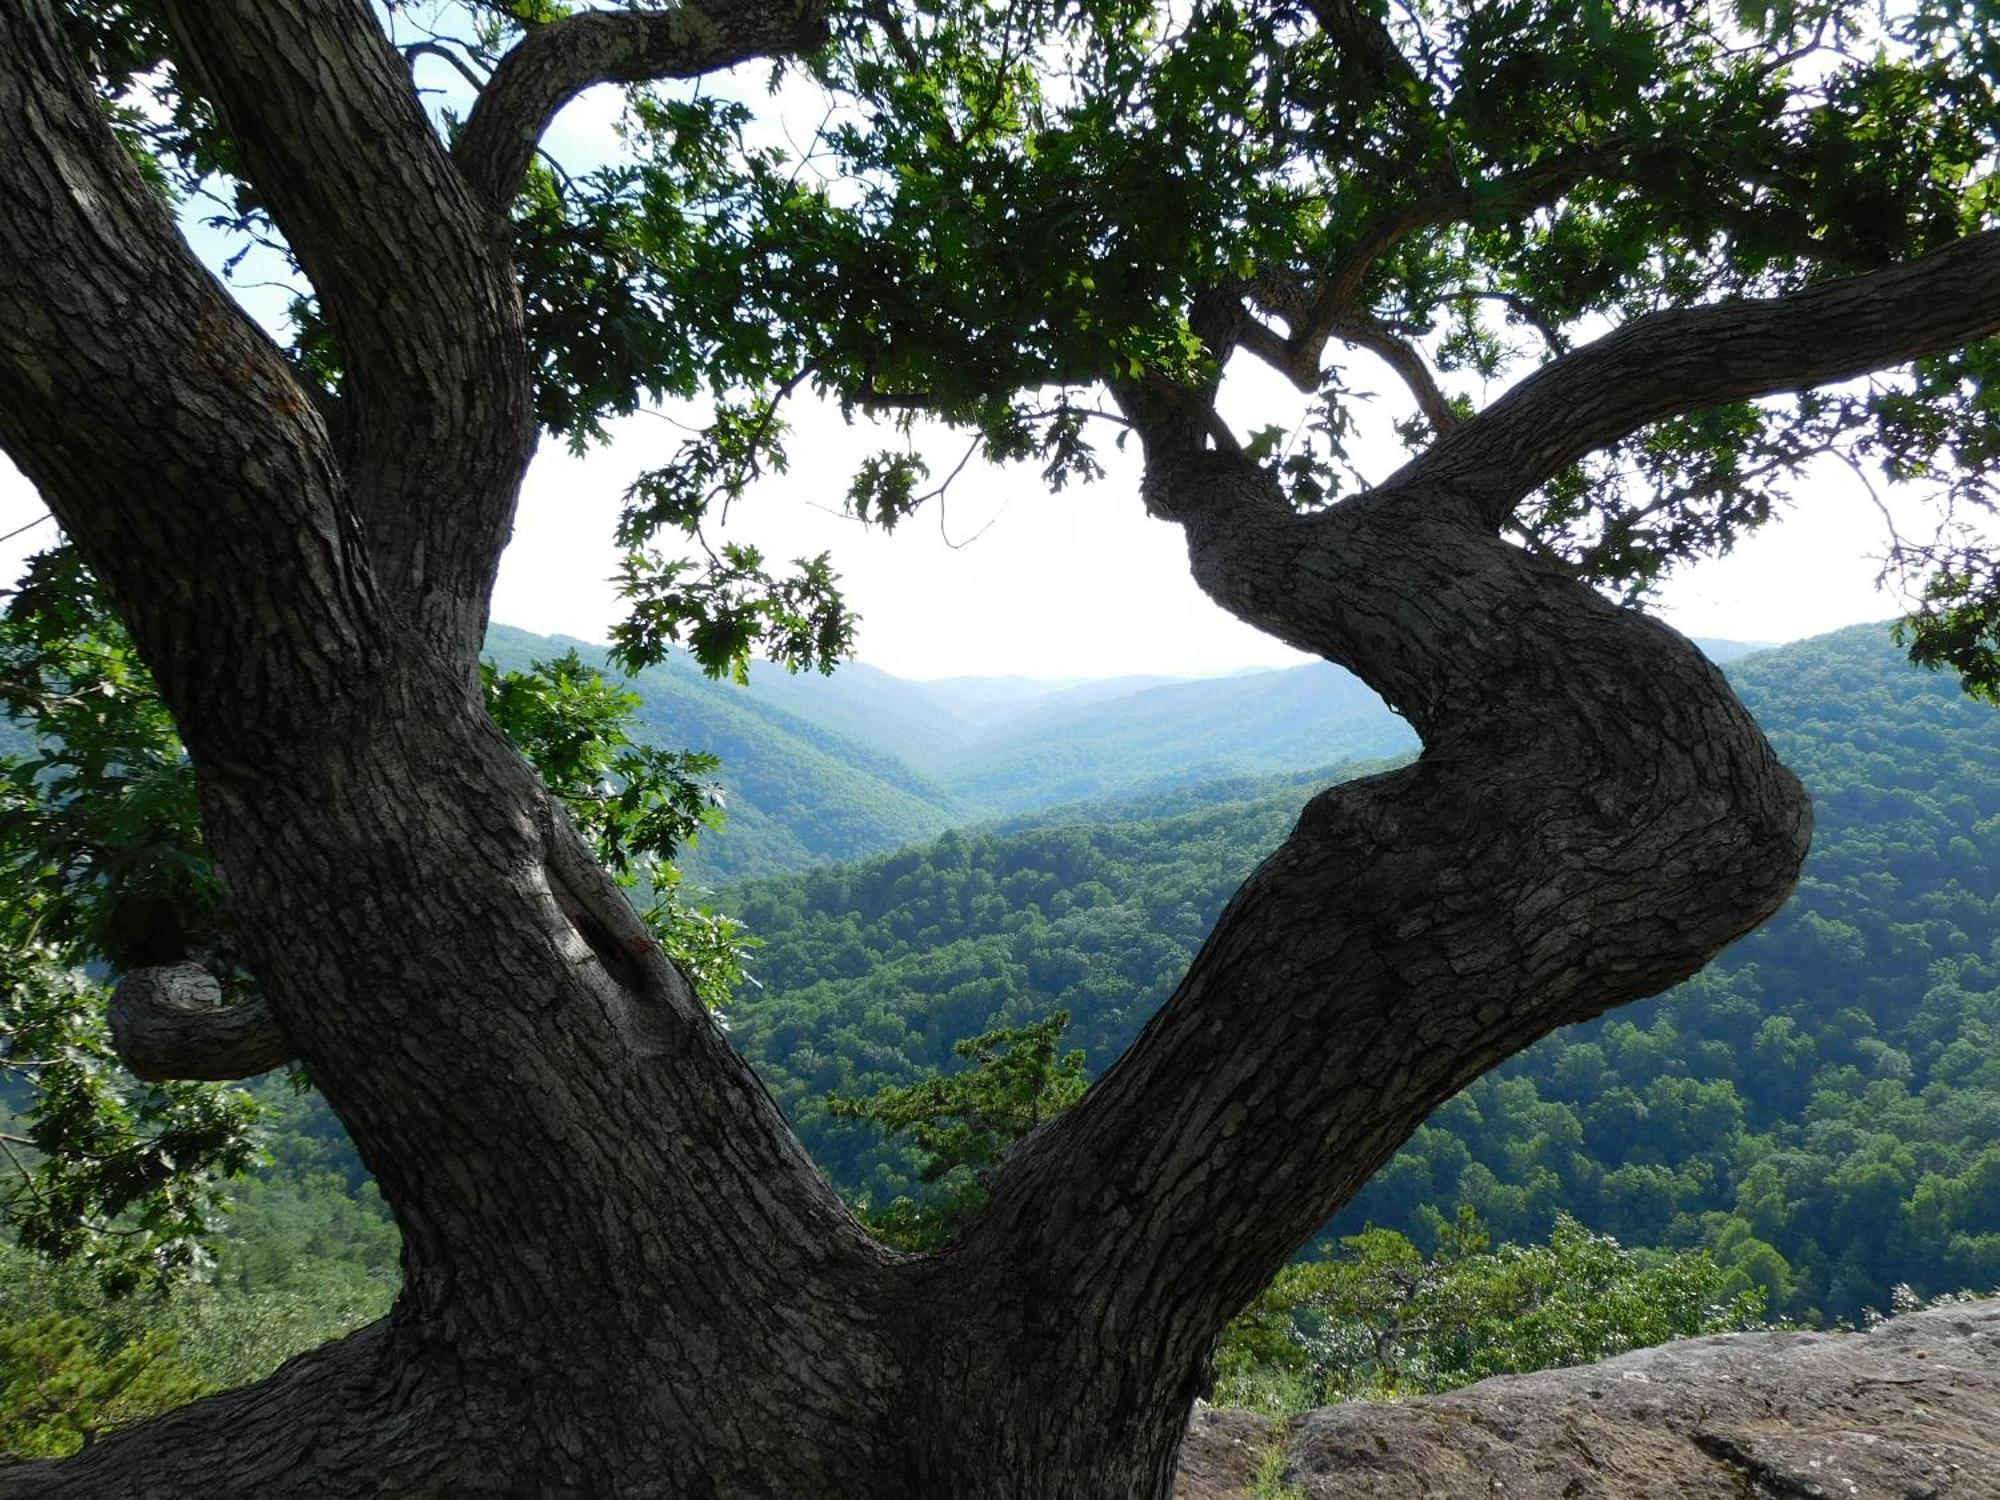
55;0;2000;689
603;0;2000;687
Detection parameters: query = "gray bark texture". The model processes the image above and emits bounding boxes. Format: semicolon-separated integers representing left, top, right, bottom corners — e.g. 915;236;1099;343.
0;1;1997;1495
108;965;292;1082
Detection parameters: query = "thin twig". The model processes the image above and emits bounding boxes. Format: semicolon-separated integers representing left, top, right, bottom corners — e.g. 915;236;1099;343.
403;40;492;94
0;511;53;546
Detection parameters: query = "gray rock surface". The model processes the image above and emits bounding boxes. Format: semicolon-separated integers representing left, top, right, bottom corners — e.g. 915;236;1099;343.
1175;1404;1280;1499
1179;1299;2000;1499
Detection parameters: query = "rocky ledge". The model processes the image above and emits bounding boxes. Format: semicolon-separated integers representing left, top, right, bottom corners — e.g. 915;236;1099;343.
1177;1298;2000;1498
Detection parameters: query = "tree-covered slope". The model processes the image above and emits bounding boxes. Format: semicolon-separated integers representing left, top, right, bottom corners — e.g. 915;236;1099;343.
668;640;1764;817
475;630;1773;872
481;625;971;880
718;624;1998;1322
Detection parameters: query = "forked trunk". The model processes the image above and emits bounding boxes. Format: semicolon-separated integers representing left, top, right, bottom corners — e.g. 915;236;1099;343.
1;457;1809;1499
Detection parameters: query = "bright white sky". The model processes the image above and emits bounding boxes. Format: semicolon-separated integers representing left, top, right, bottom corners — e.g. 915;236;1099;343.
0;65;1944;683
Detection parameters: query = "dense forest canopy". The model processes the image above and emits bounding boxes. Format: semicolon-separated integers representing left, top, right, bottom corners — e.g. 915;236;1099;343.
720;625;2000;1322
1;0;1998;1494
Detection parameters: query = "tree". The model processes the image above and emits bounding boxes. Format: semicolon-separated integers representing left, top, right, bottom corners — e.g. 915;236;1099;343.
1214;1208;1766;1411
0;554;739;1291
0;1316;201;1461
828;1010;1088;1248
1;1;1996;1494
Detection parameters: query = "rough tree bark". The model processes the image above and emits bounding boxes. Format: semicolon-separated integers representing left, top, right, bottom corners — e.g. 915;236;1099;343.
0;2;1997;1496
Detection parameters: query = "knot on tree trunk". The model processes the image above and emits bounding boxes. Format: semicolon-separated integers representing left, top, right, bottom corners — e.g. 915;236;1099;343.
109;963;295;1081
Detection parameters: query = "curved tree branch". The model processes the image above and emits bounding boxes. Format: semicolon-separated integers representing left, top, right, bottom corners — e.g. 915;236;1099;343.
404;39;490;95
965;232;2000;1406
109;965;295;1082
952;446;1813;1446
455;1;832;209
1338;312;1460;433
1392;229;2000;528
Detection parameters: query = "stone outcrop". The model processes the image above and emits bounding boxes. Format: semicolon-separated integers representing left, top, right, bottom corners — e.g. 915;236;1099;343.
1177;1298;2000;1498
1176;1405;1282;1499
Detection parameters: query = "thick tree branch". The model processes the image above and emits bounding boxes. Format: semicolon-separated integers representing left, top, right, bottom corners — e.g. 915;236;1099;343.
1393;229;2000;528
1018;232;2000;1381
161;1;509;408
957;447;1812;1431
108;965;295;1082
1236;315;1318;391
0;0;378;752
1305;0;1430;104
161;0;534;657
455;1;832;208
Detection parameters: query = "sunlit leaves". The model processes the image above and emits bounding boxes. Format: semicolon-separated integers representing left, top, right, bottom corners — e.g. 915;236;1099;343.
1897;546;2000;704
0;550;225;975
827;1009;1086;1249
1;955;264;1296
482;650;721;872
1212;1208;1767;1411
847;451;929;529
0;549;269;1292
512;95;787;448
0;1312;203;1459
612;546;854;680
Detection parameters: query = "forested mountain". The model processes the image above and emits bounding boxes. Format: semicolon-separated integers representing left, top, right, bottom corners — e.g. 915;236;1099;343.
934;641;1762;812
480;626;1766;874
938;664;1414;812
481;625;973;880
5;621;1984;1455
718;624;1998;1323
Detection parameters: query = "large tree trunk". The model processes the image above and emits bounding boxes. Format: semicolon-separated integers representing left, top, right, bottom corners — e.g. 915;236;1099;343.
2;2;1996;1496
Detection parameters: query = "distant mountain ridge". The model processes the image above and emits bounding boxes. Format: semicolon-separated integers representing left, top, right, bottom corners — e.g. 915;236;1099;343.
482;626;973;881
481;623;1777;877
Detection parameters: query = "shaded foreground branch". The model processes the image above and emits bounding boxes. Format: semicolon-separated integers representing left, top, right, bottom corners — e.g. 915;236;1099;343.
455;0;832;206
936;453;1814;1494
108;965;294;1082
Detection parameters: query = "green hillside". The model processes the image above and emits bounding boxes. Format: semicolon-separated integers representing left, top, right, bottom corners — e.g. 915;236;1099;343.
717;660;1175;772
718;624;2000;1322
5;620;1983;1448
474;630;1769;872
941;662;1417;812
481;625;971;881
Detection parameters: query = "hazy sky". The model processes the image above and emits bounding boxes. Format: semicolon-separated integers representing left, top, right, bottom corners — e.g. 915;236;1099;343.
480;372;1929;680
0;380;1927;682
0;69;1943;683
